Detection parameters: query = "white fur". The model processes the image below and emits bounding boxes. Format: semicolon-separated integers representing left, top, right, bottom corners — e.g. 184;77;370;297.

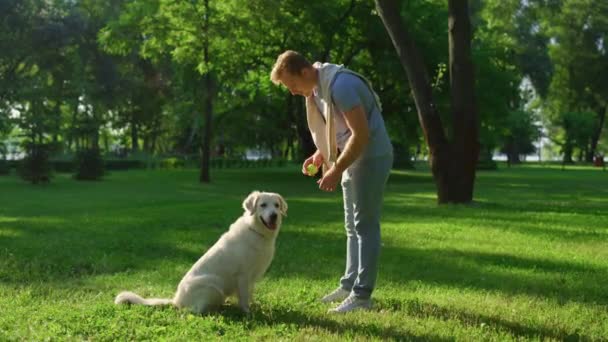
115;191;287;314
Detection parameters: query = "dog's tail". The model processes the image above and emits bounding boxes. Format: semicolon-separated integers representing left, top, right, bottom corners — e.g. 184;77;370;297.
114;291;173;306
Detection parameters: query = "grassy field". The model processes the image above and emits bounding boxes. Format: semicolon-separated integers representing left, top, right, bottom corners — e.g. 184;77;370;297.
0;164;606;341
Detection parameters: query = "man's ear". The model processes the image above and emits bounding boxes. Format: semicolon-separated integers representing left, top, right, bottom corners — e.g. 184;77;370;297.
300;67;313;79
243;191;261;215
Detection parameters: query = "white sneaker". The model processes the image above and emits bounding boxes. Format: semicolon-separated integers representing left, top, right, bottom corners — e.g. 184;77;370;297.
328;294;372;314
320;287;350;303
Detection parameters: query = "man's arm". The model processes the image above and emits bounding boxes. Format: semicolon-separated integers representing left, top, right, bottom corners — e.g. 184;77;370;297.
333;104;369;173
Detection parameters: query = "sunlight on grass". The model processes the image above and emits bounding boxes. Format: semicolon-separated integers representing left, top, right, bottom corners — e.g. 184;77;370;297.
0;227;21;237
0;216;18;223
0;166;606;340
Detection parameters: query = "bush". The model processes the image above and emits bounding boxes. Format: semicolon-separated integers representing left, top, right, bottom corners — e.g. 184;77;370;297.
18;144;52;184
392;143;415;170
74;148;105;180
0;159;9;175
52;160;75;173
159;157;185;169
104;159;146;170
477;160;498;170
476;156;498;170
275;158;287;167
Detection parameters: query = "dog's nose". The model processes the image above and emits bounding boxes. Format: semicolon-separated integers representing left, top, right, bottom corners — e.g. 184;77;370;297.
269;213;278;222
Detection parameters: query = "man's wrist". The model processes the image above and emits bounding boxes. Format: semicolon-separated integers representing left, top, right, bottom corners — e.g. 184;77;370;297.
333;161;346;174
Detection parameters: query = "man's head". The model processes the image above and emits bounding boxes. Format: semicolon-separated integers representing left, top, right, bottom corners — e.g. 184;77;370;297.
270;50;317;97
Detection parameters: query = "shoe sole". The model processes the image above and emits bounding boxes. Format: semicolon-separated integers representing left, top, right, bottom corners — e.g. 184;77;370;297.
327;306;372;314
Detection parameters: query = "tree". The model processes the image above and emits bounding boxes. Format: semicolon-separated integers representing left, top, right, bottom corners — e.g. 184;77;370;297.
100;0;221;182
375;0;480;204
500;110;541;165
545;0;608;162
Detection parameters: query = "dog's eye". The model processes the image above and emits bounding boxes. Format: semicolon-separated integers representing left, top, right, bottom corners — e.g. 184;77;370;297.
274;203;279;208
260;203;267;208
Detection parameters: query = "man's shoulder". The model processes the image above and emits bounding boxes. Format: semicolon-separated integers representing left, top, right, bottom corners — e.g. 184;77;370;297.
332;71;364;88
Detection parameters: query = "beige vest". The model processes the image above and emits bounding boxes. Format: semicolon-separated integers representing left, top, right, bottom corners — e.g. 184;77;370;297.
305;62;382;174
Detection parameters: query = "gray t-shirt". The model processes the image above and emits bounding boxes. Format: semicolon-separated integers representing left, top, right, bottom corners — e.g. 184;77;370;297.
313;72;393;161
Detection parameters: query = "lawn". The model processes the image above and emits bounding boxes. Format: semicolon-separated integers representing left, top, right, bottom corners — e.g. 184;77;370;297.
0;164;606;341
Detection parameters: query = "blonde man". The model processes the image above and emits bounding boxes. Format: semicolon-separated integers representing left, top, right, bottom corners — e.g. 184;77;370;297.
271;50;393;313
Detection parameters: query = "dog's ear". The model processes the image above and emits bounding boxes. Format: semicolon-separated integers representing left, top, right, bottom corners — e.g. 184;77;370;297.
243;191;260;215
277;194;288;217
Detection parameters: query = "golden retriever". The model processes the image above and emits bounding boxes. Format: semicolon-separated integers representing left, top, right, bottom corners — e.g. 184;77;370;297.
114;191;287;314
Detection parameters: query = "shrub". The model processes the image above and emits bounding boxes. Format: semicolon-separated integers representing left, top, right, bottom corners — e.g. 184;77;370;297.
159;157;185;169
0;159;9;175
18;144;52;184
104;159;146;170
52;160;75;173
74;148;105;180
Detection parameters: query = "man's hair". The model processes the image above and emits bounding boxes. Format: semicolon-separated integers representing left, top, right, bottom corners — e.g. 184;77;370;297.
270;50;312;85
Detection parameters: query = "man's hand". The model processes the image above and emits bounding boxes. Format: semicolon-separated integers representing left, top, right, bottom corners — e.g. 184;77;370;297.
317;166;341;192
302;150;324;176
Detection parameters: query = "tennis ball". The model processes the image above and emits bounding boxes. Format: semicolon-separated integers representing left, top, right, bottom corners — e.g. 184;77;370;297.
306;164;318;176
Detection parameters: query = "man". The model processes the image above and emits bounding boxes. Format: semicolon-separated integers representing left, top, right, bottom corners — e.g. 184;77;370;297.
270;50;393;313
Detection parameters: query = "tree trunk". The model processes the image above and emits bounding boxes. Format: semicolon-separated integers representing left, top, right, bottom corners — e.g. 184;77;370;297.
92;128;99;150
448;0;480;202
103;131;110;152
375;0;449;203
199;0;213;183
150;115;161;154
506;141;521;166
53;101;61;147
563;141;574;164
67;99;79;152
587;106;606;162
375;0;479;203
131;118;139;153
91;107;100;150
284;133;293;159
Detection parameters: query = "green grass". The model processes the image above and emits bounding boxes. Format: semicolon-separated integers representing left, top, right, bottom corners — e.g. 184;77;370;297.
0;164;607;341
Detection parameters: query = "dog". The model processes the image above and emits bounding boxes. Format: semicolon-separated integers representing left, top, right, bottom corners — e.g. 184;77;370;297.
114;191;287;314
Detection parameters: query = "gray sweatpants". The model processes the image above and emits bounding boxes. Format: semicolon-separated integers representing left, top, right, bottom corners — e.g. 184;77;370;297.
339;154;393;299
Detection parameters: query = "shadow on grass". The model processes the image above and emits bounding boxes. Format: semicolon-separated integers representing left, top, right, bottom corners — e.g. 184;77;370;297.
214;305;451;342
273;229;608;306
377;298;588;340
1;167;606;332
379;245;608;306
0;216;204;284
381;204;608;243
1;210;606;308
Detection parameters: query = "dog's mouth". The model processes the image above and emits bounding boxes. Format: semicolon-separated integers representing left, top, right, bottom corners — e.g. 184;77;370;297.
260;217;277;230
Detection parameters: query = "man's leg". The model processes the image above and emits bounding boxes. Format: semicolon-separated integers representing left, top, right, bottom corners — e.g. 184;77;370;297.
339;168;358;290
350;155;393;299
321;169;357;304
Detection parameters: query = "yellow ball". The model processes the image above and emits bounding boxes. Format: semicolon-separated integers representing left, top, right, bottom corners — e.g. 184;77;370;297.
306;164;318;176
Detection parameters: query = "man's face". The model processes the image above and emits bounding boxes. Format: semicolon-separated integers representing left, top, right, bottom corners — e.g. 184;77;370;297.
280;68;315;97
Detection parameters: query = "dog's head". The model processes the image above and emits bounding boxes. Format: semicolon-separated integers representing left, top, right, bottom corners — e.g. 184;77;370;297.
243;191;287;232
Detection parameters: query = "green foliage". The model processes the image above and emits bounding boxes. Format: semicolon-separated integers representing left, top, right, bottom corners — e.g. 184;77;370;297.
476;160;497;171
74;148;105;180
159;157;184;169
392;143;415;170
542;0;608;161
104;159;147;170
499;110;541;162
2;0;605;175
474;0;527;155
